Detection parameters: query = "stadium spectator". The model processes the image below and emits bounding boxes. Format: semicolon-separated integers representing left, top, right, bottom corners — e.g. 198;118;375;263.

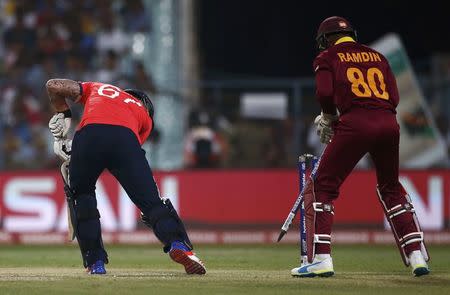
130;61;157;95
2;9;36;71
184;110;226;169
0;0;155;170
96;9;129;55
3;9;36;49
94;50;122;84
121;0;151;33
25;55;61;91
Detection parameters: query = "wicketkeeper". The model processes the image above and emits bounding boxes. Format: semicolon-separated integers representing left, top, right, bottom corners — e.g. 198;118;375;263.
47;79;206;275
291;16;430;277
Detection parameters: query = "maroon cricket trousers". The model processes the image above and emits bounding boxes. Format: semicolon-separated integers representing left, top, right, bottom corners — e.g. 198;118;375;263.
313;106;421;255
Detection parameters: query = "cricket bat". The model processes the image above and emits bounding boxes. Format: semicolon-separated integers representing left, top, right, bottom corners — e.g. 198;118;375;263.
60;161;76;240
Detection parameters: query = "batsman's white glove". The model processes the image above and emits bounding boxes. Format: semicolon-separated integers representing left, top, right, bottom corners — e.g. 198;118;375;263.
314;112;339;144
49;112;71;139
53;138;72;161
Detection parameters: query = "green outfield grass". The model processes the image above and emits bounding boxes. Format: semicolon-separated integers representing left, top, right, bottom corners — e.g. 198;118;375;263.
0;244;449;295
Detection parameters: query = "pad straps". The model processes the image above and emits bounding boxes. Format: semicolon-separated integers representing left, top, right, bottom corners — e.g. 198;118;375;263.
387;203;414;219
314;234;331;244
313;202;334;214
400;231;423;247
312;202;334;244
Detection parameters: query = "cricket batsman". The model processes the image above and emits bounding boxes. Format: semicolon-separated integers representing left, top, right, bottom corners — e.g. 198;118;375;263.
291;16;430;277
46;79;206;275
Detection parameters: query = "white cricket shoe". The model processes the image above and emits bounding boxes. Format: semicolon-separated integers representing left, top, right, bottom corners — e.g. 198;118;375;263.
291;254;334;277
409;250;430;277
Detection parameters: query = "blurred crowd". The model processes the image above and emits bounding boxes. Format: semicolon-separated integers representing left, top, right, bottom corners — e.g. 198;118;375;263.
0;0;155;169
184;96;293;169
1;1;448;171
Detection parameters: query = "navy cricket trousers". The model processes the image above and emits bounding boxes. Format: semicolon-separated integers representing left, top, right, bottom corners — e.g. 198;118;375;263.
69;124;183;266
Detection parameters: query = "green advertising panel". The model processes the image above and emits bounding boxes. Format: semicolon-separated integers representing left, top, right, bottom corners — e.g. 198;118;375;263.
372;34;447;168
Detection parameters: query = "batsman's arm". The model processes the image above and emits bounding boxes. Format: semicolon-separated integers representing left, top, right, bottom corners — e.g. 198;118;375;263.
46;79;82;112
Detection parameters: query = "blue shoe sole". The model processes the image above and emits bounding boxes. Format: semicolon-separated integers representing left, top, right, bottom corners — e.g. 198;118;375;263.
89;271;106;275
88;268;107;275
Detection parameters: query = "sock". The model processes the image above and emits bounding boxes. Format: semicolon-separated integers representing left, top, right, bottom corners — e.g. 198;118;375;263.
315;254;331;261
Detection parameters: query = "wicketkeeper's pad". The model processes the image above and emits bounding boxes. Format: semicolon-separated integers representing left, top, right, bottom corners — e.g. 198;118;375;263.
303;178;334;263
377;185;430;266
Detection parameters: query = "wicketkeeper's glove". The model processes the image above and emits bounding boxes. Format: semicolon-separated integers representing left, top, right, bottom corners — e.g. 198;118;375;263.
314;112;339;144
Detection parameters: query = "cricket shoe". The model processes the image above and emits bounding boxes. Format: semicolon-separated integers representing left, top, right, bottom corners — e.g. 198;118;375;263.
409;250;430;277
169;241;206;275
86;260;107;275
291;254;334;278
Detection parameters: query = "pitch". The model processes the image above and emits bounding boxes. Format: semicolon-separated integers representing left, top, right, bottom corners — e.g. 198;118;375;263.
0;244;449;295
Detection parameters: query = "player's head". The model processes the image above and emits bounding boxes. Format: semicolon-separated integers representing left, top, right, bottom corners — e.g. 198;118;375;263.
316;16;357;51
124;89;154;118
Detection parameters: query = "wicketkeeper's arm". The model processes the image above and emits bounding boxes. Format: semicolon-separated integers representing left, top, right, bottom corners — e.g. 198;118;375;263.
314;59;337;116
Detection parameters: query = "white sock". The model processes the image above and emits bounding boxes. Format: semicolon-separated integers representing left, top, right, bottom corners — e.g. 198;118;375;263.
410;250;421;256
315;254;331;260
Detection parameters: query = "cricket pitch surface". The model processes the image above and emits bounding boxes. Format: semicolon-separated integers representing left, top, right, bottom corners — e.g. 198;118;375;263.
1;244;449;295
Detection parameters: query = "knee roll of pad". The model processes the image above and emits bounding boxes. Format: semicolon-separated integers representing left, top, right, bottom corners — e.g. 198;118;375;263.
141;198;193;252
141;204;172;228
141;199;185;228
75;194;101;221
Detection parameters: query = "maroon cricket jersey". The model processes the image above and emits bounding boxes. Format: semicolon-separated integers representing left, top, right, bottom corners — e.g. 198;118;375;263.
313;40;399;114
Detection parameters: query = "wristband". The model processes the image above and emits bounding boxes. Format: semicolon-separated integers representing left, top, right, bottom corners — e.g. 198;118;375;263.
60;109;72;118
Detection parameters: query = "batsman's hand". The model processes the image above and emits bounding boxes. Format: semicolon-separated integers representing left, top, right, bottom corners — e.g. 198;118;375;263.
49;112;71;139
314;112;338;144
53;138;72;161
